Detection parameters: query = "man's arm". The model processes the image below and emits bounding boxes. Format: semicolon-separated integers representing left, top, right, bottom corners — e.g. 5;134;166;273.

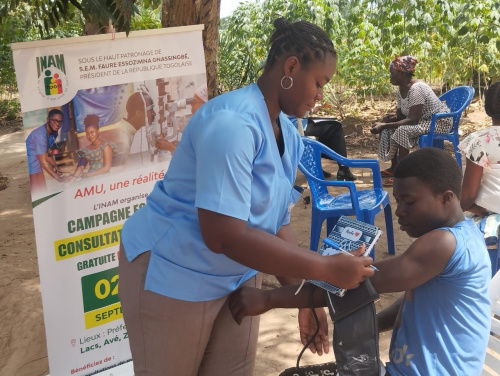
229;283;327;325
156;136;178;153
274;224;330;356
377;296;404;333
37;154;64;182
371;229;455;294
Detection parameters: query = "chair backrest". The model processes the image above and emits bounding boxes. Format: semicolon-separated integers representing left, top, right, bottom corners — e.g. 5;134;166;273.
439;86;475;134
299;138;331;202
482;271;500;375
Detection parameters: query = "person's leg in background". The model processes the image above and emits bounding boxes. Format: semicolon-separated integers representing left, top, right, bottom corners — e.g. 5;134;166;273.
305;118;357;181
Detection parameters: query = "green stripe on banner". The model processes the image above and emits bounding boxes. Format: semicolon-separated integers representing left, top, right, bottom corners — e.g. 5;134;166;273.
32;191;63;208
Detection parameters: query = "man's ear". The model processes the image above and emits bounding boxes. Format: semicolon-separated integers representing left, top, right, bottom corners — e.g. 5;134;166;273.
441;190;455;206
134;108;144;119
284;55;300;76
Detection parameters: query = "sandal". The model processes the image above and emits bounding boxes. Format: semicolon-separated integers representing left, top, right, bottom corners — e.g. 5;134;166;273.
381;169;393;177
382;178;394;187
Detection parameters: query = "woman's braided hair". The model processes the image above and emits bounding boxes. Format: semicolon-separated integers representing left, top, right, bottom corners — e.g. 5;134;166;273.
485;81;500;120
264;18;336;71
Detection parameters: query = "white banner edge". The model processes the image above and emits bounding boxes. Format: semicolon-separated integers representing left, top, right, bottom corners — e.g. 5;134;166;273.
11;24;205;51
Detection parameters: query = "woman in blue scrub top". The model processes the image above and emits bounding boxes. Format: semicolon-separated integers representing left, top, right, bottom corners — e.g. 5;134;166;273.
118;18;375;376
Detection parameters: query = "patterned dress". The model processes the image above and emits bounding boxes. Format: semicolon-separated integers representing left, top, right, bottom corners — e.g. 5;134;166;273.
459;125;500;214
78;141;118;173
378;81;452;161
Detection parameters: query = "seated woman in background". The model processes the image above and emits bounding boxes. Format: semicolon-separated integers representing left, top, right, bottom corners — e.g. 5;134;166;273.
370;55;452;184
67;114;117;183
459;82;500;275
459;82;500;217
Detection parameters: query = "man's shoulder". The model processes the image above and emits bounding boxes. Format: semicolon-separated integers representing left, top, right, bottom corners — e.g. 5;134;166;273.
26;124;46;141
112;119;135;135
435;220;489;276
420;220;484;254
416;228;456;252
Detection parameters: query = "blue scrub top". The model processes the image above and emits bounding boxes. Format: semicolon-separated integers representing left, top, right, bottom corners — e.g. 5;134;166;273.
121;84;304;302
26;124;56;174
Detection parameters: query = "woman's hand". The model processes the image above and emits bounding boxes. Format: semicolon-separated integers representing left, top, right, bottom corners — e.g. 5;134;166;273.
198;210;373;291
370;123;385;134
229;287;270;324
381;113;397;123
322;245;374;289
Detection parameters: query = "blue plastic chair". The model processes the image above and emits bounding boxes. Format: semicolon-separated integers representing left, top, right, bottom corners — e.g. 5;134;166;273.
418;86;474;169
298;137;395;260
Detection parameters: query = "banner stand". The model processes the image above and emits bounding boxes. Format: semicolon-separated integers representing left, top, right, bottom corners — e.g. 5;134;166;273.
12;26;206;376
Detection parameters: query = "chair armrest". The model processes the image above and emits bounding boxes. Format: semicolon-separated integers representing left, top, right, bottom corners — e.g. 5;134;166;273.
301;137;384;188
337;158;383;189
428;112;455;135
298;164;363;218
299;165;358;189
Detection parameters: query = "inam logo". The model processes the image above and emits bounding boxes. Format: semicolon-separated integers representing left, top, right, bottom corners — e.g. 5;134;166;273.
36;54;68;100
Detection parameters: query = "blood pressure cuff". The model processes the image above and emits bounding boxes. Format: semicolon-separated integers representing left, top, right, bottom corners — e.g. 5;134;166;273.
326;280;381;376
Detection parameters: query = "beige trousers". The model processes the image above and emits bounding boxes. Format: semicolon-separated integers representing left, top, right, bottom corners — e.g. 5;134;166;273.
118;246;261;376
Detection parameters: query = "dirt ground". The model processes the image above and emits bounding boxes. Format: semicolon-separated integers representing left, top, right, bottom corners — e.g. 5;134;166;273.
0;100;491;376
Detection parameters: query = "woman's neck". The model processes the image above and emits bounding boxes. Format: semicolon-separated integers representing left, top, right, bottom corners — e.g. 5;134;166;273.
399;78;416;97
90;138;102;148
399;78;414;89
257;74;281;124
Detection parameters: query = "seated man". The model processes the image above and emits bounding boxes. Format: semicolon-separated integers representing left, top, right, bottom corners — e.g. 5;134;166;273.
229;148;491;375
291;116;356;181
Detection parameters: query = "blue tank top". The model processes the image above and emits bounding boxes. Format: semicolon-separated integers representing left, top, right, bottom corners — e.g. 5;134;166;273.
386;219;491;375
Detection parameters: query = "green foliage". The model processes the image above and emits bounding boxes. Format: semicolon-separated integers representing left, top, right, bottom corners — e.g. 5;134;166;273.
130;5;161;30
0;99;21;121
218;0;500;100
0;0;139;36
0;5;33;93
218;0;342;93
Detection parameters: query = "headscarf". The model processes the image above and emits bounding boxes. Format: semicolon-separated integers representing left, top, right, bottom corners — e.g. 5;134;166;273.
390;54;418;74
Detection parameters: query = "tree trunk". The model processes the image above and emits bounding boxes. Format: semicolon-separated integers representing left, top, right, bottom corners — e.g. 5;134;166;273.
83;15;103;35
161;0;221;100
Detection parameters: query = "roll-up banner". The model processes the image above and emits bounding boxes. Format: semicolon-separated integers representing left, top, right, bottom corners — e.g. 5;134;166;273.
11;25;207;376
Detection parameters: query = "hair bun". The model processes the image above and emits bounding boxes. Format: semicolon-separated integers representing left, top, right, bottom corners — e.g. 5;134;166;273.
273;17;292;32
